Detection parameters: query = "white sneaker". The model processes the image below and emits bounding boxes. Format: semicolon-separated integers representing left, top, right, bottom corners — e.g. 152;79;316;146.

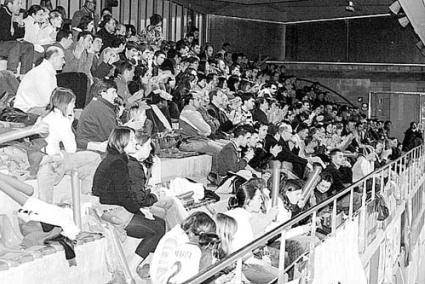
17;197;80;240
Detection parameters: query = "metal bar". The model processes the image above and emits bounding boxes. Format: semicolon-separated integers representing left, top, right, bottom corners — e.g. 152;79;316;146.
266;61;425;68
277;230;287;284
331;199;337;233
271;160;281;207
0;124;47;145
235;258;242;283
209;12;391;26
349;188;354;219
307;211;317;284
183;146;421;283
295;78;354;106
71;170;82;230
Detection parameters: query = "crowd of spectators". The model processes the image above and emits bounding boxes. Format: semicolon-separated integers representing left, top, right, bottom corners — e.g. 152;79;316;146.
0;0;423;282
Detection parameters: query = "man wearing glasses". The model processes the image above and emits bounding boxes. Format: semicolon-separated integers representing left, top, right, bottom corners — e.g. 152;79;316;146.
72;0;100;31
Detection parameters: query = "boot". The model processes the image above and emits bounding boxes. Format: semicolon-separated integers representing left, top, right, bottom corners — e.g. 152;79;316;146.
17;197;80;240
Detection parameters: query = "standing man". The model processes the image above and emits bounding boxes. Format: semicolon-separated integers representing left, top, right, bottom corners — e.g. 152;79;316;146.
72;0;100;31
0;0;34;78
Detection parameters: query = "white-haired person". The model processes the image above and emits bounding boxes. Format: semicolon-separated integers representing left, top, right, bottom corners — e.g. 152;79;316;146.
14;46;65;115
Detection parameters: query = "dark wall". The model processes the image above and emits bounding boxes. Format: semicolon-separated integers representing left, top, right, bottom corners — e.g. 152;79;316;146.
208;15;285;60
286;17;425;64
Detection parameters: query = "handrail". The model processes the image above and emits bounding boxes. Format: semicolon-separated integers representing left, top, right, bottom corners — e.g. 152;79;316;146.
183;145;423;283
0;123;48;145
295;78;355;106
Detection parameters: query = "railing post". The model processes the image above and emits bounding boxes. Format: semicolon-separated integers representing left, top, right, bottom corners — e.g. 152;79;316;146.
278;230;287;284
306;211;317;284
358;179;368;253
271;160;282;207
235;258;243;284
71;170;82;230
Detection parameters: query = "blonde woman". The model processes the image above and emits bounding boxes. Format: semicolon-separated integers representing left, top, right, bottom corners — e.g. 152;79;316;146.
37;87;101;203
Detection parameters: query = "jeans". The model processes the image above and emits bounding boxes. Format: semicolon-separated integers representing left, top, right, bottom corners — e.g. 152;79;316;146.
179;138;222;156
150;196;188;229
37;151;102;203
0;40;34;74
125;212;166;259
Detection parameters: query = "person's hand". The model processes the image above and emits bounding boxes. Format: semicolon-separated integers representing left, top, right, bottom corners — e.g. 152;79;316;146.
87;42;95;54
33;121;49;135
245;148;255;161
341;159;352;168
73;40;85;59
132;89;145;101
67;112;75;122
108;52;120;65
270;145;282;157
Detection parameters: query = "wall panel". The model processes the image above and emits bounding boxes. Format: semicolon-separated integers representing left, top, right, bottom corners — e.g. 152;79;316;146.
208;15;286;59
129;0;139;27
163;1;170;40
139;0;147;31
176;5;182;41
146;0;154;25
20;0;205;42
170;2;176;41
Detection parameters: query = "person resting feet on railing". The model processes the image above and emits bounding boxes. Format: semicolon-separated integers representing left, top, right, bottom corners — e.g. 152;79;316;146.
0;173;79;240
36;87;101;203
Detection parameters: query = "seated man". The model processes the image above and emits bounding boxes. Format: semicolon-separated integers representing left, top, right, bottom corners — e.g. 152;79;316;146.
14;46;65;114
322;148;361;210
0;0;34;78
76;79;119;149
214;125;254;178
322;148;353;195
179;91;222;155
62;31;95;82
207;89;233;134
266;123;309;179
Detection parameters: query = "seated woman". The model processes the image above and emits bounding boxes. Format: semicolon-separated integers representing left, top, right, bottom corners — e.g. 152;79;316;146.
128;131;188;228
150;211;218;284
224;178;279;284
92;126;166;277
37;87;102;203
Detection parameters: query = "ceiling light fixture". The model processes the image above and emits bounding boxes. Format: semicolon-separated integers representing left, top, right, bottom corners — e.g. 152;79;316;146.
345;1;355;12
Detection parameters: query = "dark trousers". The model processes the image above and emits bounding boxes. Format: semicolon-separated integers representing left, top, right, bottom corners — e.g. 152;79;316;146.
125;212;166;259
0;40;34;74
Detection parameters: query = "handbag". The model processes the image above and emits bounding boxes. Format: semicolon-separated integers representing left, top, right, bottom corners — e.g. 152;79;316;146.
0;107;38;126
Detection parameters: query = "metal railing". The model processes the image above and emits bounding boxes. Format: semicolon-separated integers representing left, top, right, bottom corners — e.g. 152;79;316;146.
0;124;83;232
184;144;425;284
